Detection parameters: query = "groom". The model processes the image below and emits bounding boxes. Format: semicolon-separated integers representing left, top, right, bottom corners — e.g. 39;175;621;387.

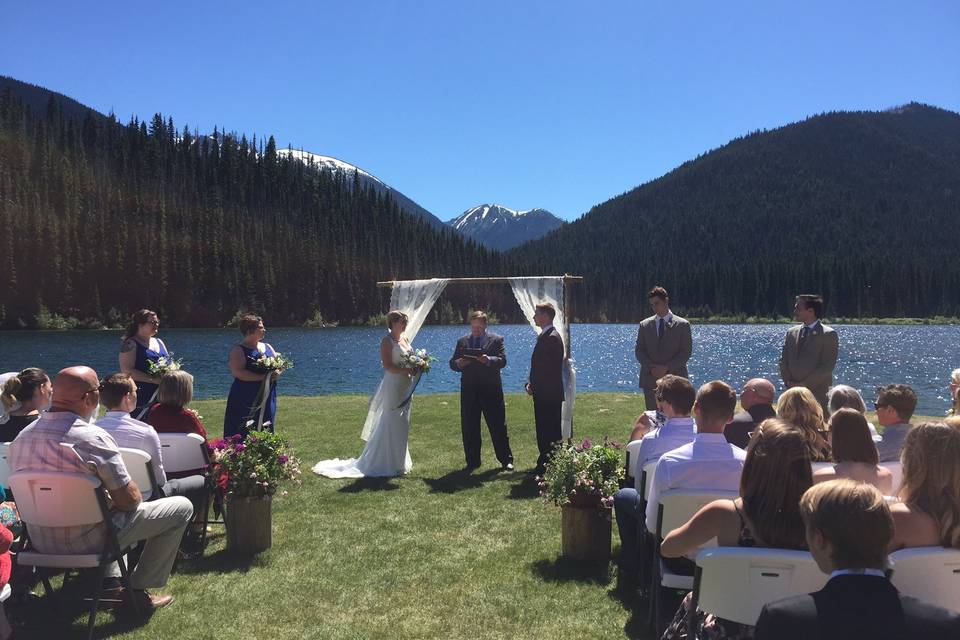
450;311;514;471
525;302;565;476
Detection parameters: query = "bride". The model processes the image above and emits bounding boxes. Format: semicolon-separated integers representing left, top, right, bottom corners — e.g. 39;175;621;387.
312;310;417;478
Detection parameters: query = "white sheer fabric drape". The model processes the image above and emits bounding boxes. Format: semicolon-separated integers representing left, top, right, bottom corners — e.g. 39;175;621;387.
360;278;449;440
509;277;576;439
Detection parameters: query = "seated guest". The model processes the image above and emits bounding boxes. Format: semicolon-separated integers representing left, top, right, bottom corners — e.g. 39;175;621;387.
9;366;192;611
96;374;208;549
613;375;696;583
644;380;746;551
873;384;917;462
826;384;879;439
724;378;776;449
660;419;812;639
146;370;208;440
813;408;892;495
0;368;53;441
628;375;697;464
888;421;960;551
776;387;831;461
755;480;960;639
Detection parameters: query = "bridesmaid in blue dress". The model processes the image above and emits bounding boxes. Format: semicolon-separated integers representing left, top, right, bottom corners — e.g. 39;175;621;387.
224;314;280;439
118;309;171;418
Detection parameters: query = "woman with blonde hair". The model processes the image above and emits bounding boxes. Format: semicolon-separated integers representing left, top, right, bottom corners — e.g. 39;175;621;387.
0;368;52;440
660;419;814;639
313;310;420;478
146;370;208;441
950;368;960;416
889;421;960;551
777;386;831;461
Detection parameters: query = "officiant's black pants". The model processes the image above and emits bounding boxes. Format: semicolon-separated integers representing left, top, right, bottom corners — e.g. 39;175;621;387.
461;383;513;467
533;399;563;473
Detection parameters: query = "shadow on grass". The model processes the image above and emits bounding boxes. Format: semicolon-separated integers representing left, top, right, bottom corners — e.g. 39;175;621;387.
422;467;500;494
507;475;541;500
607;580;654;640
338;477;401;493
531;555;614;586
176;547;263;575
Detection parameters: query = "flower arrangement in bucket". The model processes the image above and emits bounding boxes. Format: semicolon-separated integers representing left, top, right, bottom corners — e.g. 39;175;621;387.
539;437;623;510
539;437;623;561
209;430;302;552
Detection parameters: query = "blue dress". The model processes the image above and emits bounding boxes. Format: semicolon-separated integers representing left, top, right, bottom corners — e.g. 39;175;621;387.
133;338;169;412
224;343;278;439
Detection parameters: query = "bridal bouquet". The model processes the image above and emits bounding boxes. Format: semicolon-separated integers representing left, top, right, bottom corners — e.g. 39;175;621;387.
539;437;623;510
147;356;183;378
254;353;294;373
400;348;435;374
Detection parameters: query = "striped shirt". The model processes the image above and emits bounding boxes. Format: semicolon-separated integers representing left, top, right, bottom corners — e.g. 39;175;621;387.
9;411;133;554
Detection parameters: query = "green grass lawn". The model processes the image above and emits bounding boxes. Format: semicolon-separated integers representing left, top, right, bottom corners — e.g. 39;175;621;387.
12;392;654;640
11;394;939;639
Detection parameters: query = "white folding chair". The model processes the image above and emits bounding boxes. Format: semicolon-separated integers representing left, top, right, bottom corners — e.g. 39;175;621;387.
8;471;139;639
0;581;11;640
691;547;827;633
157;433;212;548
811;461;832;474
650;489;739;635
635;460;659;593
889;546;960;613
158;433;209;475
637;460;658;498
117;448;159;501
880;461;903;494
0;443;11;491
625;440;643;485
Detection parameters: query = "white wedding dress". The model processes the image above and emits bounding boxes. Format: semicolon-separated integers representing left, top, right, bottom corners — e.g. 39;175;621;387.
312;339;414;478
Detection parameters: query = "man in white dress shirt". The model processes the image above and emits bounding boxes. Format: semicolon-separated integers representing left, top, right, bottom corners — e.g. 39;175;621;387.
613;375;697;584
96;373;208;551
644;380;746;538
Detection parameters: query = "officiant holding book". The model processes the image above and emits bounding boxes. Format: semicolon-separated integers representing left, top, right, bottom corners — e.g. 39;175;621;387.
450;311;514;471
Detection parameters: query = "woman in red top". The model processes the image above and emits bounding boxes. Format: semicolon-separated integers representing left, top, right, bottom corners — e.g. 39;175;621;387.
146;370;208;440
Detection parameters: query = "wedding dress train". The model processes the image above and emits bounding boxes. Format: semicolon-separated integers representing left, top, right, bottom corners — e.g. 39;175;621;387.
312;339;414;478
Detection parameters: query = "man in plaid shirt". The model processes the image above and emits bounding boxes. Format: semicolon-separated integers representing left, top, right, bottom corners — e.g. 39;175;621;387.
10;366;192;612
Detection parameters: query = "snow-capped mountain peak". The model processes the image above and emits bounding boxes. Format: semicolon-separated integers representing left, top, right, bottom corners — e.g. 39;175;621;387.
447;204;565;251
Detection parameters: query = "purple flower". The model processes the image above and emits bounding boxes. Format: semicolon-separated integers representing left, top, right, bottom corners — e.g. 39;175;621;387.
580;438;592;450
235;444;247;453
231;434;244;442
278;455;289;464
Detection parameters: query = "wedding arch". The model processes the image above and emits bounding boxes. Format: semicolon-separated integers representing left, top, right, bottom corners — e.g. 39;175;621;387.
363;275;583;441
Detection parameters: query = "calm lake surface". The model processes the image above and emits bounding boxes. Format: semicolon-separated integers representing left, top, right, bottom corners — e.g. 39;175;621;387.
1;324;957;415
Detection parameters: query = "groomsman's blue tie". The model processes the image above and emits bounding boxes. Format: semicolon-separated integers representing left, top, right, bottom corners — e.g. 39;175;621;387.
657;318;664;339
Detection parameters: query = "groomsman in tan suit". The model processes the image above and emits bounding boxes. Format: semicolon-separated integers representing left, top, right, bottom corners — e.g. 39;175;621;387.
779;294;839;412
634;287;693;409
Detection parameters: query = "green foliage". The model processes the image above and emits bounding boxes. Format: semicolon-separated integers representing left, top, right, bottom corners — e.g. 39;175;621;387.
211;430;302;499
365;312;387;327
0;80;522;329
539;438;624;508
34;305;79;330
303;310;337;327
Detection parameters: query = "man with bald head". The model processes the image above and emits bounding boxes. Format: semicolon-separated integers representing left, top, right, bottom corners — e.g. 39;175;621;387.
723;378;777;449
10;366;193;612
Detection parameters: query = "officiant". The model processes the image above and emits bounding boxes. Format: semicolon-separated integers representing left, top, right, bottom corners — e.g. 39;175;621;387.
450;311;515;471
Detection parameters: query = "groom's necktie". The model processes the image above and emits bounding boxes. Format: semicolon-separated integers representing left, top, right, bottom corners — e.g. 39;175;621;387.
798;326;810;350
657;318;664;339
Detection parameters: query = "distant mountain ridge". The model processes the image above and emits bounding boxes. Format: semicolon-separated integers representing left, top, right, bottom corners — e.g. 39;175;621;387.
277;148;447;230
516;102;960;320
447;204;564;250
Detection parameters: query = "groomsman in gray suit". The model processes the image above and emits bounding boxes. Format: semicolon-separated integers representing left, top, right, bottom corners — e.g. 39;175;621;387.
779;294;839;412
634;286;693;409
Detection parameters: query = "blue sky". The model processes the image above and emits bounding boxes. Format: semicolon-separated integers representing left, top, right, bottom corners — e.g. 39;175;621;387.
3;1;958;221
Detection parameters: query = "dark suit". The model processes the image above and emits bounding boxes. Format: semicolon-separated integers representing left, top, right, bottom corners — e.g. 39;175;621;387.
634;313;692;409
723;403;776;449
779;321;838;411
529;326;565;473
449;332;513;467
754;575;960;640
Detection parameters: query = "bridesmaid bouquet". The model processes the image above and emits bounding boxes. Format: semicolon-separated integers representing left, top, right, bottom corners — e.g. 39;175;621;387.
148;356;183;377
399;348;435;374
254;353;294;373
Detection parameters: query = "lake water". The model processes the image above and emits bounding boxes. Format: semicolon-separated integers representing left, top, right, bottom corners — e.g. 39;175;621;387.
1;324;958;415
